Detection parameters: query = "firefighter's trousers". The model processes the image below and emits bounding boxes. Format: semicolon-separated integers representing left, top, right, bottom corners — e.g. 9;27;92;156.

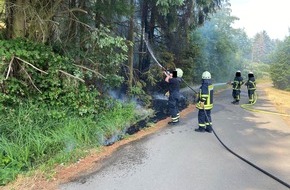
198;109;212;128
232;89;241;101
168;93;180;122
248;90;256;103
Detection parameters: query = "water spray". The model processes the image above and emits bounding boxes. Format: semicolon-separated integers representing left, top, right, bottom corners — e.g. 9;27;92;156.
143;32;198;95
143;33;167;72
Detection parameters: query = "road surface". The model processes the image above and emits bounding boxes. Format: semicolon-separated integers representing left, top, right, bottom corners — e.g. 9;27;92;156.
60;86;290;190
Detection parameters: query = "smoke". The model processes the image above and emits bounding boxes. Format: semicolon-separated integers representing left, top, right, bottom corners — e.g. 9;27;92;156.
65;140;76;152
152;93;168;100
108;89;128;103
102;89;154;145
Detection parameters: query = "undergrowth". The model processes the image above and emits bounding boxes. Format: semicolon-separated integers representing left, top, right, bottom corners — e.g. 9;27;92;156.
0;101;140;185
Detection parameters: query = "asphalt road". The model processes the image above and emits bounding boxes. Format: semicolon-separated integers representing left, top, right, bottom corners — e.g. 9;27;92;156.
60;86;290;190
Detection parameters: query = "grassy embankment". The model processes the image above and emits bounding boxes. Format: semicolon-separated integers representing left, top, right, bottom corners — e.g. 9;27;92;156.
0;101;151;186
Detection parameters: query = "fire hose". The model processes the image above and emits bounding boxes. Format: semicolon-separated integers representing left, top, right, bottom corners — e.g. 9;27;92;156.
143;33;198;95
205;96;290;188
240;92;290;117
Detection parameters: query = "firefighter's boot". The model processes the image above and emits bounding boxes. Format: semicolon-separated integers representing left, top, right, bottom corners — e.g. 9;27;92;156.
194;127;205;132
205;125;213;133
231;100;239;105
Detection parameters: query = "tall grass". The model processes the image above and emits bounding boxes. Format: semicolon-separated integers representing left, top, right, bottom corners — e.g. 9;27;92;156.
0;101;138;185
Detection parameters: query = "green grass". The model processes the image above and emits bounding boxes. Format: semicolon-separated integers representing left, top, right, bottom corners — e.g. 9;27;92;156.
0;101;143;185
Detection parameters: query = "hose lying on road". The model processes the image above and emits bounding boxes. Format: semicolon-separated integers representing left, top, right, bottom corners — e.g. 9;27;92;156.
240;103;290;117
240;92;290;117
205;92;290;188
212;128;290;188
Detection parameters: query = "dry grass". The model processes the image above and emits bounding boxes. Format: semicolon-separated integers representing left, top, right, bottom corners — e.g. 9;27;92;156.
263;83;290;125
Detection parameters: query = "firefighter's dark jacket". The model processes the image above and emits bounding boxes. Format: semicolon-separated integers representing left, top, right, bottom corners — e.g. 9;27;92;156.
168;77;181;94
196;79;213;110
231;76;244;90
245;77;256;90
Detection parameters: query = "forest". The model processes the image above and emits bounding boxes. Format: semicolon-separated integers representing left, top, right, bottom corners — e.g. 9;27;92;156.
0;0;289;185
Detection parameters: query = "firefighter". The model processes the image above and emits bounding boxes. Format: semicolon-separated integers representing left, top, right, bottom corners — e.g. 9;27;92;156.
164;68;183;125
245;71;256;104
231;70;244;105
195;71;214;133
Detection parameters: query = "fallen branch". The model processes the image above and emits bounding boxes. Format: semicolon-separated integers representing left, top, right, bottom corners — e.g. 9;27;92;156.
15;56;48;74
5;56;15;80
58;70;85;83
73;63;106;79
20;65;42;93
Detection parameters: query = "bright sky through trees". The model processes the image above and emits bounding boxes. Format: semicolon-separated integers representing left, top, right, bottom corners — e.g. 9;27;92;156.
230;0;290;40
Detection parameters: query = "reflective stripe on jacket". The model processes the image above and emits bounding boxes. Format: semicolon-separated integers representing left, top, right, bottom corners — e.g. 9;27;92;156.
245;79;256;90
232;76;244;90
196;83;213;110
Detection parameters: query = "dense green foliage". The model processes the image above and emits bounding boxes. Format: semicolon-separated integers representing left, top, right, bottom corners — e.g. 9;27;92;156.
0;38;102;115
0;38;143;185
270;36;290;90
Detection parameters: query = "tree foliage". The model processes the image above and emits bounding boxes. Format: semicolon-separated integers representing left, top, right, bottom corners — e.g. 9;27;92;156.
0;0;226;99
252;31;276;63
0;38;104;115
270;36;290;90
187;3;252;82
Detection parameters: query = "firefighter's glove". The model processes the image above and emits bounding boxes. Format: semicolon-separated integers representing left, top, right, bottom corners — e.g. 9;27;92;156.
200;101;204;108
165;91;170;97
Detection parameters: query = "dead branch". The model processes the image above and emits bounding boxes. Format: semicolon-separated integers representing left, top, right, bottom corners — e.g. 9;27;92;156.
5;56;15;80
58;70;85;83
73;63;106;79
68;8;88;14
15;56;48;74
20;65;42;93
59;8;88;15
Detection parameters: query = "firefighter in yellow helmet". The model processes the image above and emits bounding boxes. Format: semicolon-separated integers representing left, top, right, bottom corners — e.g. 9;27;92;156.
164;68;183;125
245;71;256;104
195;71;214;133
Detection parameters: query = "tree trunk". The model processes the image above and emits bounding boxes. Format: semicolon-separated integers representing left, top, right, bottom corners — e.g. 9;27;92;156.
138;0;148;72
127;0;134;95
5;0;26;39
